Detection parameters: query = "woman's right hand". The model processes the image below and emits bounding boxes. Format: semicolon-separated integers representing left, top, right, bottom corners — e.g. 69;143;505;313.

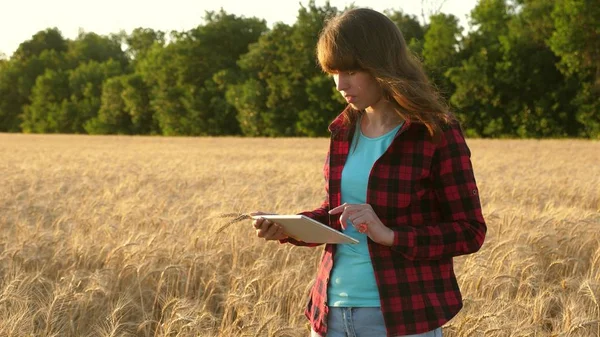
250;211;288;241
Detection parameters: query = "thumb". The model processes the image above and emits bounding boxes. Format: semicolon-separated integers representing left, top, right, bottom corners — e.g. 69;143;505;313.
250;211;276;216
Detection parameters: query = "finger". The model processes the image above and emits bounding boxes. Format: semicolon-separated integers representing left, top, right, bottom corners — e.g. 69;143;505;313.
272;226;282;240
275;226;288;240
328;203;348;215
350;215;370;233
259;219;273;232
253;217;265;229
351;214;369;227
339;209;351;229
339;207;359;229
256;219;273;237
348;209;370;223
264;222;281;240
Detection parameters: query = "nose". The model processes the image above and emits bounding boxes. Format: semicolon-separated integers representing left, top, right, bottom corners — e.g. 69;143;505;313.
334;73;349;91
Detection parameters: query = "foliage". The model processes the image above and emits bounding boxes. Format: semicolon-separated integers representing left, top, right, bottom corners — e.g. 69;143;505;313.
0;0;597;138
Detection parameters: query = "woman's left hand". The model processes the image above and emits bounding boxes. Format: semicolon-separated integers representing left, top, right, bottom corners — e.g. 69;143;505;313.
328;203;394;246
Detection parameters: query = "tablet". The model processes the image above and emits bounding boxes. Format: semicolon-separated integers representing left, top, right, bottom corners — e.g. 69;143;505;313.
251;215;359;244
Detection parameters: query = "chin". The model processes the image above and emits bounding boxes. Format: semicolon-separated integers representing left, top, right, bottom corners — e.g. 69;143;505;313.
349;102;366;110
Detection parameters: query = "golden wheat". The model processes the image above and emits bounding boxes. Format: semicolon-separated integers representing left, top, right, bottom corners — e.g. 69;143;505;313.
0;134;598;337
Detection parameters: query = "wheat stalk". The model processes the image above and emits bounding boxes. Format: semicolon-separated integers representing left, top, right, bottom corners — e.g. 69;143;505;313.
2;134;600;336
214;213;253;234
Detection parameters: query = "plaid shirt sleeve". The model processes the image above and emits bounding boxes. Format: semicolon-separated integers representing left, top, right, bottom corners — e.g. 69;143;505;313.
280;152;330;247
390;124;487;260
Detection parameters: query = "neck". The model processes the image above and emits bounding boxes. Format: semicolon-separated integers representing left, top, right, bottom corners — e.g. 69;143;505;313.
363;98;402;128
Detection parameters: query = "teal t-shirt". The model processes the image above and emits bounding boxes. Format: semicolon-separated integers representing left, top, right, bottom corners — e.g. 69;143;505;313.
328;119;403;307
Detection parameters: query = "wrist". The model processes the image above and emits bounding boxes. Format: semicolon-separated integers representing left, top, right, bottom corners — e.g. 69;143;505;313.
380;228;395;246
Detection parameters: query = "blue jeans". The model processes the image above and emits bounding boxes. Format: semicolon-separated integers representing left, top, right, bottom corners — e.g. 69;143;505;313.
310;307;443;337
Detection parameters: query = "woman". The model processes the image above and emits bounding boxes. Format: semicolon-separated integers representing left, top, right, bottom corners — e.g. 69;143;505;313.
252;8;486;337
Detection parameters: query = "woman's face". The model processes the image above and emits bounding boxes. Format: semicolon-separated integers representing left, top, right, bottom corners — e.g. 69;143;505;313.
332;70;382;110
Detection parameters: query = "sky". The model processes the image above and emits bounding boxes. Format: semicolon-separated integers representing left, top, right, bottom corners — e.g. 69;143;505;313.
0;0;479;57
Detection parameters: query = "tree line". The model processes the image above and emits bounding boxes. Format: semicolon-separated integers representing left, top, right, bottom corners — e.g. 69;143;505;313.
0;0;598;138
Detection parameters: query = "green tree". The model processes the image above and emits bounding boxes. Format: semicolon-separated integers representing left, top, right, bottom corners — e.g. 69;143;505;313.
0;61;24;131
447;0;512;137
23;59;124;133
135;11;267;135
122;73;157;134
125;28;166;61
232;0;343;137
230;23;295;136
297;75;346;136
3;0;598;139
422;13;462;100
135;42;186;136
494;0;579;137
67;31;128;68
85;72;158;135
85;76;132;134
21;69;70;133
294;1;346;136
549;0;600;138
0;30;69;132
12;28;68;62
226;78;268;136
181;10;267;135
68;59;124;132
385;10;426;56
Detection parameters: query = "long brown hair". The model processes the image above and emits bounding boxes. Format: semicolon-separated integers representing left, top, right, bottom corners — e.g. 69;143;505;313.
316;8;455;140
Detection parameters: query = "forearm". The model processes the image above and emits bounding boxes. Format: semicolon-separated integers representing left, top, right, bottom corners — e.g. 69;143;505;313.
388;218;486;260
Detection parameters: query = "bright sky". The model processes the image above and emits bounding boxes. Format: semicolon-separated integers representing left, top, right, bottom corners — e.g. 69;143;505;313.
0;0;478;57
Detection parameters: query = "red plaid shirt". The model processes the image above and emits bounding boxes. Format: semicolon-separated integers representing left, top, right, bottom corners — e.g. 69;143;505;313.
283;112;486;336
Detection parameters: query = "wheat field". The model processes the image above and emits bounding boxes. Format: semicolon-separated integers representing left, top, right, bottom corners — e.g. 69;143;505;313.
0;133;599;337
